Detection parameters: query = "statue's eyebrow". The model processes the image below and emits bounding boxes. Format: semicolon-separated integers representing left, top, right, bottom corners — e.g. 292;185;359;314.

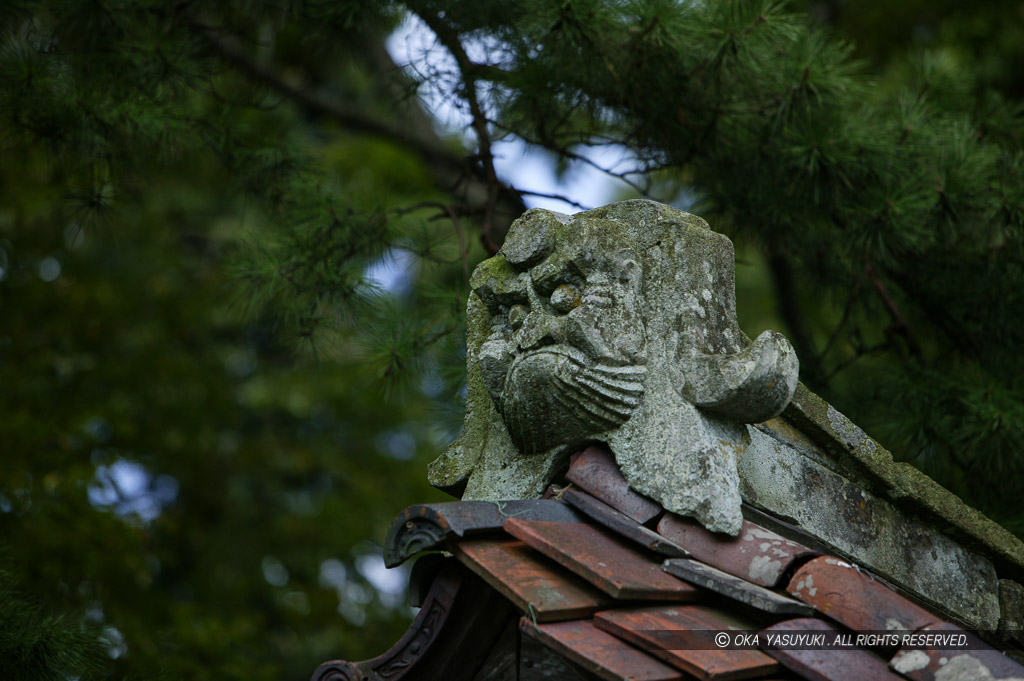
472;263;529;311
493;287;529;307
528;250;578;295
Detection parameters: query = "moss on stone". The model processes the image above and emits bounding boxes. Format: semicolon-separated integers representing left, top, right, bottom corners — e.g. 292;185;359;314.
782;383;1024;580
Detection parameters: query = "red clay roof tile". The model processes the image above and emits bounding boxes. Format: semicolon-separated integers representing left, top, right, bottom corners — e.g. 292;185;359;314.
662;558;814;616
562;487;689;557
761;618;905;681
595;605;781;680
505;517;701;601
658;514;817;588
455;539;613;622
384;499;583;567
566;446;662;523
342;497;979;681
786;556;936;633
520;617;684;681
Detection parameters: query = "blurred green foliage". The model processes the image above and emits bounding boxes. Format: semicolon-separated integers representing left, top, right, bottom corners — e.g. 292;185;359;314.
1;1;1022;680
0;126;452;679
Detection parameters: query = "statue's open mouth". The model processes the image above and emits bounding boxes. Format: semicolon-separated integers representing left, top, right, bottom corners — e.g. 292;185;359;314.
498;345;646;453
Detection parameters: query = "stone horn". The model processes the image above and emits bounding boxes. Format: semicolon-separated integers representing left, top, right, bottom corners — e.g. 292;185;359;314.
683;330;799;424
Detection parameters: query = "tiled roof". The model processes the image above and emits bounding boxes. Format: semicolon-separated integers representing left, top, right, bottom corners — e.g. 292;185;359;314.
314;445;1024;681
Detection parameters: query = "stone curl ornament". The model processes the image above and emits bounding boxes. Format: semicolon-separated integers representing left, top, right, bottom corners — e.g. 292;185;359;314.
428;200;799;535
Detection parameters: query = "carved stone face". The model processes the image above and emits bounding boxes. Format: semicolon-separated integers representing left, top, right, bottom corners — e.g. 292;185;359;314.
430;200;799;536
473;214;646;453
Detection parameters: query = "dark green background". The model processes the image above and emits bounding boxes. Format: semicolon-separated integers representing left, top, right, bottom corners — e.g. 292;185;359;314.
1;2;1022;679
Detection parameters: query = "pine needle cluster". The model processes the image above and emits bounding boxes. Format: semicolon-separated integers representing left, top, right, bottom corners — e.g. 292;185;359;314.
3;1;1024;677
4;0;1022;530
405;0;1024;530
0;567;108;681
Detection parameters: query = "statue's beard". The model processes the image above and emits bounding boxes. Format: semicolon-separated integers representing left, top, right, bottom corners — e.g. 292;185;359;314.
496;345;646;454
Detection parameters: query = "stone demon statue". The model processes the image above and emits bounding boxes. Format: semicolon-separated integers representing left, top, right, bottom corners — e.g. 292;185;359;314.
429;200;798;535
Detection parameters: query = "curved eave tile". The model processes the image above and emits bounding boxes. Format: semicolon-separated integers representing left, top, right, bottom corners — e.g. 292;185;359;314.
786;556;936;632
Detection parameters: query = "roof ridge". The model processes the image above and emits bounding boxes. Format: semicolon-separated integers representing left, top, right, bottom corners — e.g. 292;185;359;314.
782;383;1024;578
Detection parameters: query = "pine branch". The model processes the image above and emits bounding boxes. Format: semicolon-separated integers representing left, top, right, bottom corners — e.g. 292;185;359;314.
865;261;922;359
186;12;524;251
392;200;471;281
514;188;589;210
817;273;864;363
889;267;983;361
187;17;446;164
405;4;504;253
766;249;824;387
489;120;659;199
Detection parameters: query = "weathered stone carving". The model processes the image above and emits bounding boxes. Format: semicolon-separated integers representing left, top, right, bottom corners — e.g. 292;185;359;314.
429;200;798;535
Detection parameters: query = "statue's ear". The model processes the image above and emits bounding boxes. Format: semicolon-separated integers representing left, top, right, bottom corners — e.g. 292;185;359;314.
682;330;799;423
427;291;491;496
427;281;547;499
428;255;526;497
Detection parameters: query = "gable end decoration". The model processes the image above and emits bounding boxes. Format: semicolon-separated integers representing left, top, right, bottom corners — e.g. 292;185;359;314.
429;199;799;535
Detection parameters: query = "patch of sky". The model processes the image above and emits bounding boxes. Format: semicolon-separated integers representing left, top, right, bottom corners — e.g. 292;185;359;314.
386;14;631;215
387;14;472;142
318;558;371;625
366;247;417;295
101;626;127;659
355;545;409;611
418;358;446;398
282;590;310;615
319;558;348;590
38;255;61;282
224;349;257;378
318;542;411;625
338;597;367;626
490;137;637;213
380;14;650;297
374;426;418;461
262;555;290;587
285;490;319;516
84;417;113;443
88;458;179;522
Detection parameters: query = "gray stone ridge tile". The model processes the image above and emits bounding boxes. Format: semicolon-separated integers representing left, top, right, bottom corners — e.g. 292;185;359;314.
740;424;1001;631
776;383;1024;581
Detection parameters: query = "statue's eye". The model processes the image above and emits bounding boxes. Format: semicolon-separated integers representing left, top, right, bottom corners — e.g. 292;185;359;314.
508;304;528;330
550;284;581;314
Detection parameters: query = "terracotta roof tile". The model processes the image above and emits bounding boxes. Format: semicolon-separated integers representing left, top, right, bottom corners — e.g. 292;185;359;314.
786;556;936;633
761;619;905;681
505;517;700;601
889;622;1024;680
562;487;689;557
566;446;662;523
520;617;684;681
657;513;817;588
330;484;992;681
662;559;814;616
596;605;782;680
383;499;582;567
455;538;613;622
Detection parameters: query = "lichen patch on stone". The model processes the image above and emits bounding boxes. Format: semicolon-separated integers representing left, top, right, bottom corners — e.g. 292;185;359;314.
432;199;800;537
748;554;784;585
892;649;931;673
933;654;1024;681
